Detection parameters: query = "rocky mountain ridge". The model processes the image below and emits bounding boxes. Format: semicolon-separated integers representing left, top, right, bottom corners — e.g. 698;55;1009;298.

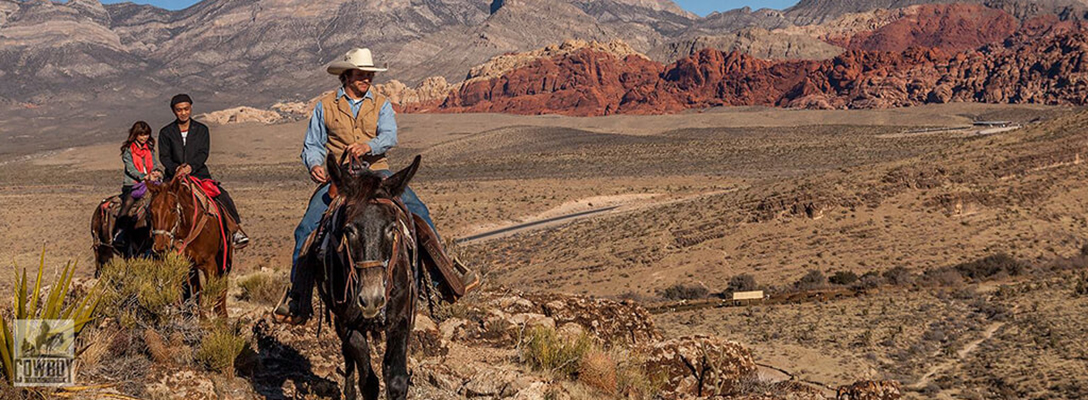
393;21;1088;116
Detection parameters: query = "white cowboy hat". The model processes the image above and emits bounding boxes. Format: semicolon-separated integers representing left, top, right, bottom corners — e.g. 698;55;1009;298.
326;48;388;75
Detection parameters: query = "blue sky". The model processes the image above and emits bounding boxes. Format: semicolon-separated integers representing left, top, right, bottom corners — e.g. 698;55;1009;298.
99;0;801;16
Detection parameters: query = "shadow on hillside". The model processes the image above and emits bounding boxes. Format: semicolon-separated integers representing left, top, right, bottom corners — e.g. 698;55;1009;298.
245;319;340;399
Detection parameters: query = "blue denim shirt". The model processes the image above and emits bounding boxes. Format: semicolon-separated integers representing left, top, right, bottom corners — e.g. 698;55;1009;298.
301;87;398;170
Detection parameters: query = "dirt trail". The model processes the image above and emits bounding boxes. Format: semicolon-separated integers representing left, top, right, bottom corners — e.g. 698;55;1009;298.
456;188;738;244
908;321;1006;390
754;362;837;397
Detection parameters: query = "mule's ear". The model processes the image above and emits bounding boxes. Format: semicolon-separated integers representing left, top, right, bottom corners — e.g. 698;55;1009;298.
381;155;420;198
326;153;345;187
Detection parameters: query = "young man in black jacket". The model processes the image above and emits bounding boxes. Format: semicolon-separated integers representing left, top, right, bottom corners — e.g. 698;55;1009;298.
158;94;249;248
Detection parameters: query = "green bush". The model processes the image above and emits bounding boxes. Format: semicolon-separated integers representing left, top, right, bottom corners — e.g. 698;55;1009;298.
98;254;190;327
194;319;248;378
1;250;101;384
883;266;914;286
199;273;230;311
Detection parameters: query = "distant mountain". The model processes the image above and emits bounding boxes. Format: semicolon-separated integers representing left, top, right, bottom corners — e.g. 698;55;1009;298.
3;0;1088;142
0;0;706;109
785;0;1088;25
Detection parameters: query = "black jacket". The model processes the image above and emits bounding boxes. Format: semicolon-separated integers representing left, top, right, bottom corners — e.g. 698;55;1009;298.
159;119;212;181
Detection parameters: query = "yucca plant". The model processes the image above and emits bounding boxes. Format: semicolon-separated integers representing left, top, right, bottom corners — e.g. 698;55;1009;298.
0;248;101;384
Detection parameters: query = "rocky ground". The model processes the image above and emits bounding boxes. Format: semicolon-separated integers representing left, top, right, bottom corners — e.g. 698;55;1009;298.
1;103;1085;398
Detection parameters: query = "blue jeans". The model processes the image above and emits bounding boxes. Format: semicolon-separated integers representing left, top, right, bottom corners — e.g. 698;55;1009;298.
290;170;437;281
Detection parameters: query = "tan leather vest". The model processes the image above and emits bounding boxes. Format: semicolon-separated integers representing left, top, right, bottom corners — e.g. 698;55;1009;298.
320;90;390;171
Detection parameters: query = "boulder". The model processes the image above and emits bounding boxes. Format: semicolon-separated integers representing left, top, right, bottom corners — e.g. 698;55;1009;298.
196;106;281;125
836;380;901;400
644;335;757;399
411;314;449;358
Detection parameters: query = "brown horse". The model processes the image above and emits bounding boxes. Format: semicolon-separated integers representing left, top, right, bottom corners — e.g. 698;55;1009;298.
147;175;234;316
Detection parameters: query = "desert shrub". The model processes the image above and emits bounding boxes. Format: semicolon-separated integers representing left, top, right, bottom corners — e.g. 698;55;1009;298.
852;271;885;290
194;319;248;378
1081;243;1088;256
727;274;758;293
794;270;827;291
199;273;230;311
829;271;859;285
237;271;283;305
615;291;656;303
433;300;483;323
578;349;617;394
520;325;594;378
922;267;965;287
971;298;1011;321
658;283;709;300
99;254;190;327
1074;273;1088;297
954;253;1026;281
883;266;914;286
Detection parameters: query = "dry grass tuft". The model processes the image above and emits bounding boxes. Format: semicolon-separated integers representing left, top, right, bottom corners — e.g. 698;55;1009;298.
520;326;594;377
236;271;283;305
578;349;617;395
614;349;662;398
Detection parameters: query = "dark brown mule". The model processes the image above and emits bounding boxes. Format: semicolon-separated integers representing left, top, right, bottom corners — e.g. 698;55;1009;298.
147;175;234;316
91;195;153;277
300;154;421;400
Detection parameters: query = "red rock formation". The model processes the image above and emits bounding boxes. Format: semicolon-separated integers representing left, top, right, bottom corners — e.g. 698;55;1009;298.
439;49;675;116
835;4;1019;53
414;26;1088;116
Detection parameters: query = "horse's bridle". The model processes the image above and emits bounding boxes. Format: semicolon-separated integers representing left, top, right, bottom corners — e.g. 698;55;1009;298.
150;183;211;254
335;197;416;307
151;191;183;246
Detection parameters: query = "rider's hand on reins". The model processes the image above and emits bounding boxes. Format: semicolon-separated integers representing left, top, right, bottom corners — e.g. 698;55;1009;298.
346;142;371;158
310;165;329;184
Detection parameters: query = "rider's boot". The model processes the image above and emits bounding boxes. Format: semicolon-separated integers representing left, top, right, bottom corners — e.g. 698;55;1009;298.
232;229;250;249
272;259;314;325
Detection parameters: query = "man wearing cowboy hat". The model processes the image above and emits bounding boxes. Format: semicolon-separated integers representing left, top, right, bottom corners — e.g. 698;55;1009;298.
274;48;478;324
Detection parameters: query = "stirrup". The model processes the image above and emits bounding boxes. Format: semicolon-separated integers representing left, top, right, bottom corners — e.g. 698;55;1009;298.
453;257;480;294
271;287;310;325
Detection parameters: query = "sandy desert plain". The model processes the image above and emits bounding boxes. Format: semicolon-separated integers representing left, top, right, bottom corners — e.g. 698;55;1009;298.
3;102;1088;399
